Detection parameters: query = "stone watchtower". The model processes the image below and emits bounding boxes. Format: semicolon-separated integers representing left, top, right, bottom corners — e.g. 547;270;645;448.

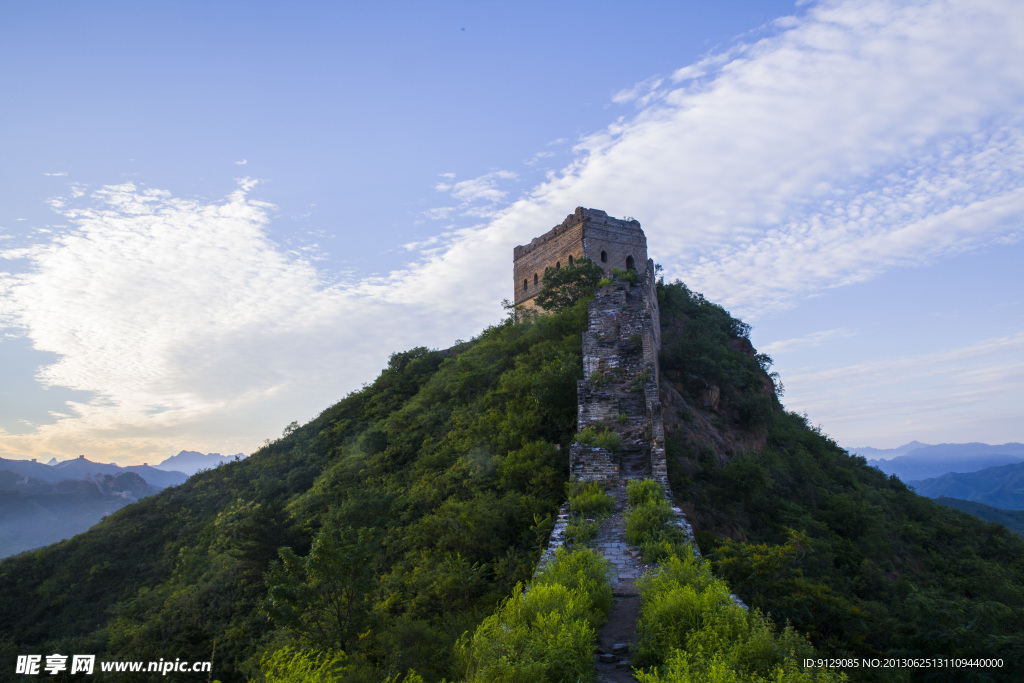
512;207;667;484
512;207;648;312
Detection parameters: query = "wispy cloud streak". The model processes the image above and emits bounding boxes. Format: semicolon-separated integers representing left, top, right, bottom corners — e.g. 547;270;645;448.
3;0;1024;460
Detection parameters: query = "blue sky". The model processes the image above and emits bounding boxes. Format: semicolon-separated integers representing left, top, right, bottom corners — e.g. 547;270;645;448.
2;0;1022;465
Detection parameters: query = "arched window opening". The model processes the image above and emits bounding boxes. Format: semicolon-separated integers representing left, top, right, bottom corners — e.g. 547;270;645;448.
534;273;538;285
626;255;635;271
523;279;528;291
568;255;574;265
556;261;561;270
600;250;607;263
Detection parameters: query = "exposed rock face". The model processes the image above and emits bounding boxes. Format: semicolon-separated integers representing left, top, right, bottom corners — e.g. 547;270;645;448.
699;384;721;412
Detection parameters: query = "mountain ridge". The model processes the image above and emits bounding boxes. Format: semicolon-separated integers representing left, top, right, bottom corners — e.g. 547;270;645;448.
909;462;1024;509
0;279;1021;680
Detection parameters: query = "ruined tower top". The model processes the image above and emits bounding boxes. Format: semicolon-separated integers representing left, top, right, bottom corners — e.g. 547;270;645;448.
512;207;648;310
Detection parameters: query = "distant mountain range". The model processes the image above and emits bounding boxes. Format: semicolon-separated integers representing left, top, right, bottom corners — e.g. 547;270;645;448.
846;442;1024;481
909;462;1024;510
0;455;188;489
0;450;245;558
154;450;243;476
0;470;161;558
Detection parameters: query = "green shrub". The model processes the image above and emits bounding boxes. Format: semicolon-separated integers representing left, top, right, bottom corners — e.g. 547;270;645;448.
460;547;614;682
258;646;382;683
564;517;599;545
597;277;612;287
627;479;665;507
590;370;610;388
612;267;639;284
617;412;629;424
631;371;651;392
568;480;614;518
458;584;596;683
574;425;622;452
535;258;606;312
625;499;674;546
633;547;840;682
533;547;614;627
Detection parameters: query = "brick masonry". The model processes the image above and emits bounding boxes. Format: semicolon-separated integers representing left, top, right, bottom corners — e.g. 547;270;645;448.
513;207;648;310
569;259;667;484
525;212;744;635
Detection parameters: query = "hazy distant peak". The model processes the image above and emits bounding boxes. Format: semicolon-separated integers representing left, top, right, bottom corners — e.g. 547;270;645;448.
845;441;931;459
859;442;1024;482
155;451;245;476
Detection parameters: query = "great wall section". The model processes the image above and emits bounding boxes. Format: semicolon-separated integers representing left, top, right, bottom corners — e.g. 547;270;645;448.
518;209;700;680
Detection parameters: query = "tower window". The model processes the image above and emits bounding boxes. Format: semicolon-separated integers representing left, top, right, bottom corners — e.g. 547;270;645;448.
556;261;560;270
524;279;528;291
568;255;574;265
626;255;635;271
600;250;607;263
534;273;539;285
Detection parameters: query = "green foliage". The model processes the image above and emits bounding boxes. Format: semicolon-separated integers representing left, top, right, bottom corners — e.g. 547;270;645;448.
575;425;623;452
533;547;614;625
659;279;1024;671
459;547;613;682
534;257;605;312
597;277;613;287
256;646;375;683
623;480;688;559
568;480;615;519
0;301;591;681
633;547;840;683
564;517;599;545
611;266;639;284
684;408;1024;671
625;332;643;354
628;479;666;507
262;523;378;650
626;498;674;546
712;530;819;610
658;281;776;428
590;369;611;388
631;370;652;392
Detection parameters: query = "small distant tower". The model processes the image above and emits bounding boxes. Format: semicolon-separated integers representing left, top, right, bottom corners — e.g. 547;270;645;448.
512;207;647;312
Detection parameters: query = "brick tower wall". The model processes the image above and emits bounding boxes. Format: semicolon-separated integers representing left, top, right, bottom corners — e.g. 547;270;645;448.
513;207;648;309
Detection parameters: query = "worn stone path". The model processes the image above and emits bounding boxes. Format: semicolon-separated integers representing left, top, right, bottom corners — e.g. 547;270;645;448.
592;482;648;682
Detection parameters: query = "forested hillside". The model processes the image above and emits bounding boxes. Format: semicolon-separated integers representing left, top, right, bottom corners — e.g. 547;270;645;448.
655;282;1024;679
0;278;1021;681
0;301;587;681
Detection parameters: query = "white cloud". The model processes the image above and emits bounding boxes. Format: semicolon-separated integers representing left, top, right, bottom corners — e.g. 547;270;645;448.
6;0;1024;460
0;181;463;462
783;333;1024;445
43;171;68;177
612;75;665;106
442;170;518;203
394;0;1024;321
234;159;248;165
761;328;856;355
